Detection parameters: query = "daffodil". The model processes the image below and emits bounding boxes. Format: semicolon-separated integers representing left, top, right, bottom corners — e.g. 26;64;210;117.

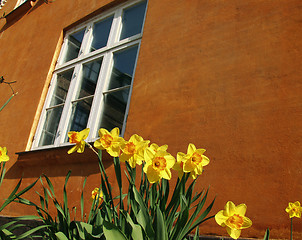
0;147;9;163
90;187;103;202
215;201;252;239
67;128;90;154
143;146;175;183
120;134;149;168
286;201;302;218
94;127;124;157
176;143;209;179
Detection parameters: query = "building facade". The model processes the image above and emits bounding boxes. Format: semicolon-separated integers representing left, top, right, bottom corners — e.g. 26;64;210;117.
0;0;302;239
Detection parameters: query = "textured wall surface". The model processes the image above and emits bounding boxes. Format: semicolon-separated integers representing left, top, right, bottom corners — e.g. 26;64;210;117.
0;0;301;239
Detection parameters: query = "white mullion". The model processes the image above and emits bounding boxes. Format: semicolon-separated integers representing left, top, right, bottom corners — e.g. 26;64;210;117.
81;23;93;56
107;9;123;47
55;64;82;146
32;73;59;148
87;52;114;140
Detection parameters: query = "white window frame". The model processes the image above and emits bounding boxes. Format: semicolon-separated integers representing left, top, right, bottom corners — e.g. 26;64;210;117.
15;0;27;8
31;0;147;150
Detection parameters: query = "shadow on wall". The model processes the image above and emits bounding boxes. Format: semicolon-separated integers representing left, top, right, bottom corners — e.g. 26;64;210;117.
5;146;112;179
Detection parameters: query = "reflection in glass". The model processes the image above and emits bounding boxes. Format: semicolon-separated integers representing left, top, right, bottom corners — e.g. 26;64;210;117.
98;88;130;132
39;106;63;146
120;1;146;40
108;45;138;90
77;59;103;99
67;97;93;135
63;29;85;63
50;69;73;106
90;16;113;52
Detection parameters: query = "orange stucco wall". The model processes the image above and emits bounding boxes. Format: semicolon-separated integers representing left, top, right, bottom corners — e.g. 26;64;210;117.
0;0;302;239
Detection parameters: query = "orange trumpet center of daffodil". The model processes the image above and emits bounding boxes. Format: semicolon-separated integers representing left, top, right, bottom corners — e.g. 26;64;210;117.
100;134;113;148
226;214;244;230
124;142;136;155
69;132;80;143
153;157;167;171
191;152;202;165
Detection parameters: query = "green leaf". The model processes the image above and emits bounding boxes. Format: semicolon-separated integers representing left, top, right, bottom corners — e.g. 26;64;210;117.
103;221;128;240
263;228;270;240
155;205;168;240
81;177;87;221
15;225;51;240
55;232;69;240
123;210;144;240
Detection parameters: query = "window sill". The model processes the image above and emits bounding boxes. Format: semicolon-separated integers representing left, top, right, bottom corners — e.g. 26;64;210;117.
16;144;108;167
4;0;37;23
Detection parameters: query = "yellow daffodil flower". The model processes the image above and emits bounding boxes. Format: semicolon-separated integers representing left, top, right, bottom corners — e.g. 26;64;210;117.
0;147;9;163
94;127;124;157
286;201;302;218
120;134;150;168
215;201;252;239
176;143;209;179
143;147;175;183
90;187;103;202
67;128;90;154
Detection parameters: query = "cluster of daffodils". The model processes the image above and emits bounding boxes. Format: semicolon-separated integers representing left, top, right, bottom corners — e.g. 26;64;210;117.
67;127;257;240
0;146;9;163
67;127;210;184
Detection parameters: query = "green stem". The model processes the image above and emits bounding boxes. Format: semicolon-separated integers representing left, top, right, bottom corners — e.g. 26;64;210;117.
0;93;16;112
291;218;293;240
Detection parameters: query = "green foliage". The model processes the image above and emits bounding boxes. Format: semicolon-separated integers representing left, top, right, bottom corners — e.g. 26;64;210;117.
7;149;215;239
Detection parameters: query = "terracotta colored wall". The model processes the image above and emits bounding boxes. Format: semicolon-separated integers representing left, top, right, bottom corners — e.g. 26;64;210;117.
0;0;302;239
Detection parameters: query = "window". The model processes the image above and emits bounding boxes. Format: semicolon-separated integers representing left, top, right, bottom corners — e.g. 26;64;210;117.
32;0;147;149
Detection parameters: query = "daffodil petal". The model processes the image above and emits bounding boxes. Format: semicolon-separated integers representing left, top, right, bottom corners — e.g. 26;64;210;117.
215;210;228;226
146;165;160;183
225;201;237;217
110;127;120;138
187;143;196;155
68;145;78;154
236;204;247;216
241;216;252;229
227;227;241;239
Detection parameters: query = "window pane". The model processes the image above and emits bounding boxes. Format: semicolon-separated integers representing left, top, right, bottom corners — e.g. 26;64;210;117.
98;88;130;131
77;58;103;99
120;1;147;40
62;29;85;63
67;97;93;135
39;106;63;146
90;16;113;52
108;45;138;90
50;69;74;106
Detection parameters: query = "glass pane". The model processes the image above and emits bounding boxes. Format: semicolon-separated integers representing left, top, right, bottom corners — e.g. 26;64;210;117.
67;97;93;134
98;88;130;131
77;58;103;99
90;16;113;52
108;45;138;90
120;1;147;40
62;29;85;63
39;106;63;146
50;69;74;106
